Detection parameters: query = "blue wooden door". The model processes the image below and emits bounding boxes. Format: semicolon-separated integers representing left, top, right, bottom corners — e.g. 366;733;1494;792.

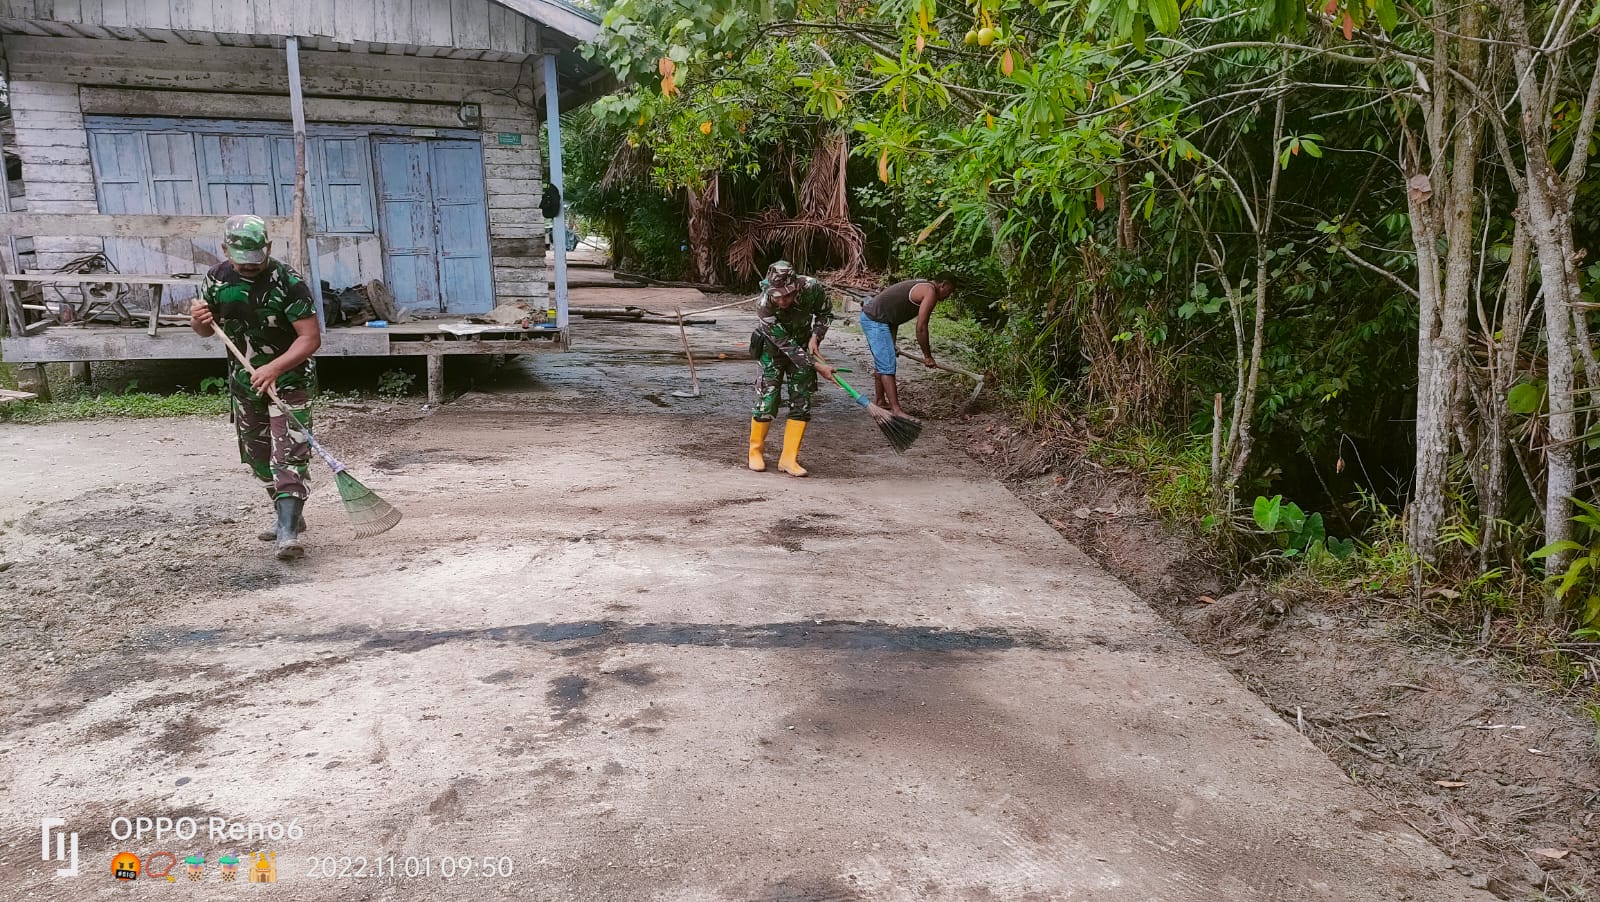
373;138;492;314
374;139;442;312
430;141;493;314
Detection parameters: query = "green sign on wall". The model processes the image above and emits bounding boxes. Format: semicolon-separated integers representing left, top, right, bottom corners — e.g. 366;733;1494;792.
497;133;523;146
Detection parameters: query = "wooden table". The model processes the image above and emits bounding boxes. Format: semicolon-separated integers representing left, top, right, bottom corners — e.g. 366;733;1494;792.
0;272;204;336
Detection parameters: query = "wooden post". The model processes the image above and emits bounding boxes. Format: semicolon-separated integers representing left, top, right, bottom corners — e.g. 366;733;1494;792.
18;364;51;401
69;361;91;385
147;284;164;337
426;349;445;406
675;305;699;395
543;52;569;330
285;36;326;331
0;127;23;339
0;259;25;339
1211;392;1224;500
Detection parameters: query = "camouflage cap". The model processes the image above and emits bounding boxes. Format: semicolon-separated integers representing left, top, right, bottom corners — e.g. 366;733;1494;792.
222;214;270;265
765;260;798;294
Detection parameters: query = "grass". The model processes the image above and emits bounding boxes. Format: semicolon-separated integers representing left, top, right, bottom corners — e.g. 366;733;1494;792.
1088;429;1220;537
0;386;229;424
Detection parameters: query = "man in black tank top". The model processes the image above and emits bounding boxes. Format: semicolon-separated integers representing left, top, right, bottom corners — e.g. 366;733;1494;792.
860;276;955;417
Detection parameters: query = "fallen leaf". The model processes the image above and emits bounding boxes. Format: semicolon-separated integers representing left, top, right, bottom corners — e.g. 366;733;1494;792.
1434;780;1468;788
1197;595;1217;605
1531;848;1569;860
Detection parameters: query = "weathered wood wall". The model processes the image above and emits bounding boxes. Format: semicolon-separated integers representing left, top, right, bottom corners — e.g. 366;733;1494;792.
7;78;99;272
0;0;543;55
3;36;547;310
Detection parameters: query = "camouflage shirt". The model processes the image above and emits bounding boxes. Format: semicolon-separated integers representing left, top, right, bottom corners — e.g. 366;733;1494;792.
202;260;317;395
755;275;832;367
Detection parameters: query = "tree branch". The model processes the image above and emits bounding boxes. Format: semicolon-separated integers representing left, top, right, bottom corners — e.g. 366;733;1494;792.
1341;245;1421;299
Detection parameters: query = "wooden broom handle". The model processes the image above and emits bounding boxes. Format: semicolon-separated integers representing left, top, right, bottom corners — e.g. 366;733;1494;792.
203;306;290;409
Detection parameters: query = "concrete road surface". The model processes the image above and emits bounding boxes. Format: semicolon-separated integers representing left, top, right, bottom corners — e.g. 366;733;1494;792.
0;311;1486;900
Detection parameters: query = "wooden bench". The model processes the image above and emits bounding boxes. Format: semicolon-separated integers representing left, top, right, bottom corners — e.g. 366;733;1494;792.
0;213;292;340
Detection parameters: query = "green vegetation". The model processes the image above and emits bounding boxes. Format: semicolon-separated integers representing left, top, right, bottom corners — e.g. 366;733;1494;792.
577;0;1600;651
0;387;229;424
376;369;417;399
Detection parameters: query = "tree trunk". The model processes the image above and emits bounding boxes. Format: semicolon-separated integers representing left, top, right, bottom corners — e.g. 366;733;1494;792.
1406;0;1482;569
1506;0;1590;619
1479;223;1533;568
1525;158;1579;608
1222;55;1288;507
1115;163;1135;251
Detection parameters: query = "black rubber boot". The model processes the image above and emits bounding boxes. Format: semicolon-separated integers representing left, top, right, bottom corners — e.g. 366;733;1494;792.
274;496;306;561
258;514;306;542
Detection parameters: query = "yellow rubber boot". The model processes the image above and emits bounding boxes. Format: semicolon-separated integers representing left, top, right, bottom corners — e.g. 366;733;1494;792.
748;419;771;471
777;419;808;477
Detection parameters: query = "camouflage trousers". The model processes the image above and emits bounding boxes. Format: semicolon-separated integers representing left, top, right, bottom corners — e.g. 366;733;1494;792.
233;386;312;501
753;344;817;423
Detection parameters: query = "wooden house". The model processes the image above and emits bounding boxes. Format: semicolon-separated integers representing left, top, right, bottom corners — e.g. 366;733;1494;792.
0;0;606;401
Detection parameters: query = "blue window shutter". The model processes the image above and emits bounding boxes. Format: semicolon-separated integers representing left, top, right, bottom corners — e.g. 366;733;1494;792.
316;137;376;234
198;132;279;216
144;132;203;214
88;130;153;214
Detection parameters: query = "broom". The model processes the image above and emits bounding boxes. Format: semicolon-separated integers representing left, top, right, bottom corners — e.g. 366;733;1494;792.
207;313;403;538
827;369;923;453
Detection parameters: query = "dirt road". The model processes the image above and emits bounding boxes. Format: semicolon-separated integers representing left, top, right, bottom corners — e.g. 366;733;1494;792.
0;311;1487;899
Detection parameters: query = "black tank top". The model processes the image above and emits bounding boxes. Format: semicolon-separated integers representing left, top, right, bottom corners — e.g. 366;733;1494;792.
863;279;929;327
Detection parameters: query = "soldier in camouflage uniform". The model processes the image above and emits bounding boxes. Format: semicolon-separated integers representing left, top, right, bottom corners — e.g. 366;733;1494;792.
189;215;323;560
748;261;836;477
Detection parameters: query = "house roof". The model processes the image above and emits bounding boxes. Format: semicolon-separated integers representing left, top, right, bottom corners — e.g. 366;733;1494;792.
0;0;613;107
494;0;602;45
0;0;603;57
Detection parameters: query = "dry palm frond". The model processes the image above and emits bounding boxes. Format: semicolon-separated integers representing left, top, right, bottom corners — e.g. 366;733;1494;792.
799;131;850;222
602;140;653;189
727;207;869;280
685;173;722;283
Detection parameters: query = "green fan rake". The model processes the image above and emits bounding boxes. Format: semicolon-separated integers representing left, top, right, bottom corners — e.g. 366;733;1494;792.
208;312;402;539
304;432;403;538
828;370;923;453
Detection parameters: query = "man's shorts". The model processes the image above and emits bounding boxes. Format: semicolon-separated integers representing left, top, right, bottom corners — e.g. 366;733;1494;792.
860;311;898;376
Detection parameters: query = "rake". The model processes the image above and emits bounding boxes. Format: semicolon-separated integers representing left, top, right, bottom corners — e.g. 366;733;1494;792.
898;349;985;409
827;370;923;453
207;314;403;539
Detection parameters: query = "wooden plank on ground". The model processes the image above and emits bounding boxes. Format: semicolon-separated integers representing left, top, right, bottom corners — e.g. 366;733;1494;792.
0;388;39;404
566;286;705;308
